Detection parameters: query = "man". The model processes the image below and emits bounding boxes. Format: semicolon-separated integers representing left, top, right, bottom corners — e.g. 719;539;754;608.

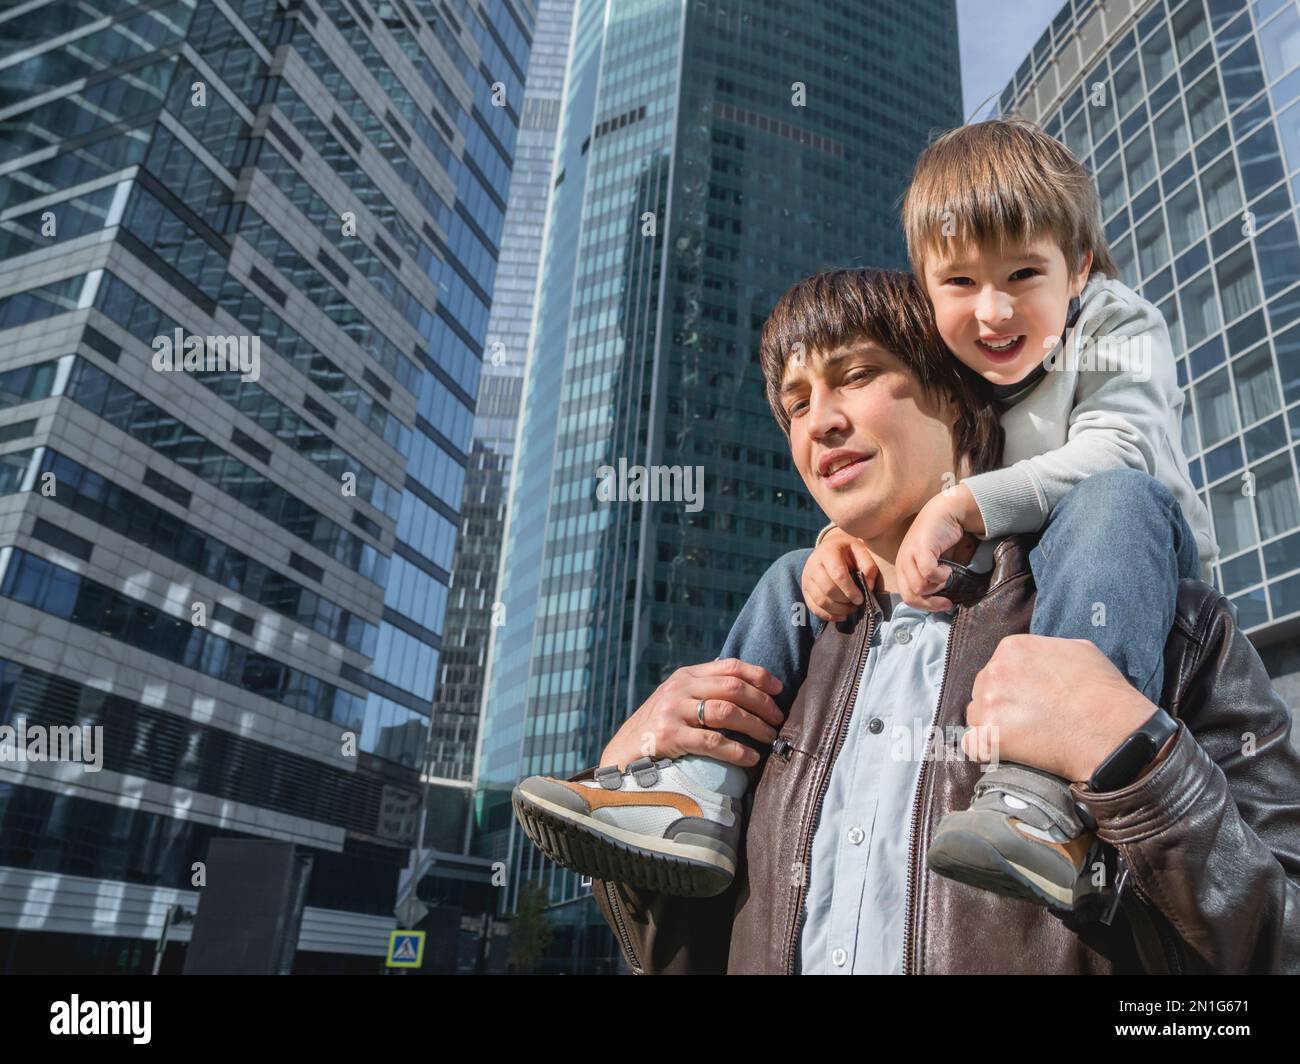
560;269;1300;973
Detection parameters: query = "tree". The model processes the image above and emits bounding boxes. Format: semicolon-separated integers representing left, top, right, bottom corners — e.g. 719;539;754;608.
508;881;555;973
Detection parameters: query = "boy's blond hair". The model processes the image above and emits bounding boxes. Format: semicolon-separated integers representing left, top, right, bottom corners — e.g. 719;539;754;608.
902;117;1118;281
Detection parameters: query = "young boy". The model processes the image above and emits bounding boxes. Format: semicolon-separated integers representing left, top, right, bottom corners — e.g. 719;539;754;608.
812;117;1217;913
513;118;1218;913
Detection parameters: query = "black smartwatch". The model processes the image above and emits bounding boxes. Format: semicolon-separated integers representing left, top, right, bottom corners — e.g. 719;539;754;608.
1087;707;1179;792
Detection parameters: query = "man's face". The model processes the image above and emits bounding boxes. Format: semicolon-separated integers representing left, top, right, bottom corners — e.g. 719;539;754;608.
779;340;960;542
922;235;1091;387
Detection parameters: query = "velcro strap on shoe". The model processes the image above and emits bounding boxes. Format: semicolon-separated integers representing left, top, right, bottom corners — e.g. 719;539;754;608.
626;756;659;787
593;765;623;790
972;762;1084;838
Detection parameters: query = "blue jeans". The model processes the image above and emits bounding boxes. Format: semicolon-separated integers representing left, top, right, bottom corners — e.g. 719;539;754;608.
1028;467;1199;703
679;468;1199;798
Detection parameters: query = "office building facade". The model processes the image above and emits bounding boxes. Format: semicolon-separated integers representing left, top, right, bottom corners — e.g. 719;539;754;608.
474;0;963;971
0;0;532;972
396;0;571;974
997;0;1300;712
427;0;572;818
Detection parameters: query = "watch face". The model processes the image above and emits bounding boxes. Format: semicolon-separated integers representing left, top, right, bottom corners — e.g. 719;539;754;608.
1092;709;1179;791
1094;738;1151;791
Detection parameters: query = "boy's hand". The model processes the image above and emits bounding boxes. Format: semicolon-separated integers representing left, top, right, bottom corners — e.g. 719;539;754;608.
801;526;879;622
896;486;982;611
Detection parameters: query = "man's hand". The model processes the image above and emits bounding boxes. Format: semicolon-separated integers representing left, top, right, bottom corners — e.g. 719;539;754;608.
960;634;1159;783
800;526;879;622
600;658;785;773
895;486;979;611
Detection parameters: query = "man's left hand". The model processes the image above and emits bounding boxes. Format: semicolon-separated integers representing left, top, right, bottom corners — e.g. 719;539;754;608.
960;634;1159;783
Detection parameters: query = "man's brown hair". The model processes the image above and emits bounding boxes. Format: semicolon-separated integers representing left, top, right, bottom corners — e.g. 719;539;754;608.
759;267;1004;476
902;117;1118;280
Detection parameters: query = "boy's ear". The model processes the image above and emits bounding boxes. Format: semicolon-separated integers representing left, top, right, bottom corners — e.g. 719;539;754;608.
1072;249;1094;295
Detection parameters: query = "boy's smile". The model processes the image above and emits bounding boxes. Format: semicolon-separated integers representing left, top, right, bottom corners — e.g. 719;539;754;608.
923;236;1092;387
973;334;1025;361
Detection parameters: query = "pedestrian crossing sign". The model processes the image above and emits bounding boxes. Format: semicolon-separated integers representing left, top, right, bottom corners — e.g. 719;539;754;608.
386;930;425;968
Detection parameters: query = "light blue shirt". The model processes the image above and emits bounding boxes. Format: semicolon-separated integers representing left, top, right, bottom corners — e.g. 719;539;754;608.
798;544;994;975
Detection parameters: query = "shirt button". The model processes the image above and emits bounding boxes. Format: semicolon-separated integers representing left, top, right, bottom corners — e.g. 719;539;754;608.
831;947;847;967
848;826;865;845
894;627;912;644
867;717;884;734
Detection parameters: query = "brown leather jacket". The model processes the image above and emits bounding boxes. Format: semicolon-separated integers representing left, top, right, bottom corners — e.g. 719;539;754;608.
580;535;1300;974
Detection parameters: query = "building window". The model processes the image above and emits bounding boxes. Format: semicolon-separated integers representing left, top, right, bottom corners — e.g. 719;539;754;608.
1111;231;1138;288
1200;154;1243;228
1141;22;1177;88
1184;69;1226;141
1171;0;1211;62
1181;269;1221;348
1254;454;1300;540
1114;53;1145;118
1135;211;1171;277
1166;180;1206;251
1195;366;1238;447
1159;293;1185;354
1125;128;1157;195
1065;107;1091;159
1210;477;1257;555
1097;154;1127;217
1153;100;1190;168
1260;3;1300;83
1234;344;1283;425
1277;98;1300;176
1215;244;1261;322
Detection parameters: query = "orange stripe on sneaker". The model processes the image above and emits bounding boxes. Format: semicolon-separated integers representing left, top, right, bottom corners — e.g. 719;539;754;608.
556;781;703;817
1010;818;1093;870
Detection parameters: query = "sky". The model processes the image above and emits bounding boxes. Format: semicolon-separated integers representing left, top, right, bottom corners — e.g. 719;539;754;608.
957;0;1067;121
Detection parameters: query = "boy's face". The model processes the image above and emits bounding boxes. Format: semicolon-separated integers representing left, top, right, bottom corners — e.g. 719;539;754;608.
922;235;1092;387
778;340;959;543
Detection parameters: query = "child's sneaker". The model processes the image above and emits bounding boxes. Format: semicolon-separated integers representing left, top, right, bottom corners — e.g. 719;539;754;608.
925;762;1104;913
512;756;742;897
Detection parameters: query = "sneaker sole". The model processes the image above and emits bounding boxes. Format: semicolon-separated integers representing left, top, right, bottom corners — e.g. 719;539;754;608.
925;829;1092;912
512;784;736;898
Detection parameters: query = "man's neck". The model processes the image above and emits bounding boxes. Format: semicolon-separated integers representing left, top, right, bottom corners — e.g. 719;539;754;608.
860;524;980;595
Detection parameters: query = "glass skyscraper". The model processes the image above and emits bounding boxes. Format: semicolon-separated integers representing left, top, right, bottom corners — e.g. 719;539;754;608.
0;0;531;973
474;0;963;972
398;0;572;960
996;0;1300;717
427;0;573;821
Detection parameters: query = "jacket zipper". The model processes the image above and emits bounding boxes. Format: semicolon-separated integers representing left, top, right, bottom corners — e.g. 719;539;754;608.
604;880;643;974
1118;850;1184;974
901;603;962;975
782;606;876;973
